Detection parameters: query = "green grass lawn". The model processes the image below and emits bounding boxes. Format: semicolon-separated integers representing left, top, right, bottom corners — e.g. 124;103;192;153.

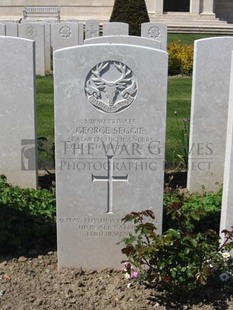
168;33;225;45
36;76;54;142
36;75;192;169
166;77;192;167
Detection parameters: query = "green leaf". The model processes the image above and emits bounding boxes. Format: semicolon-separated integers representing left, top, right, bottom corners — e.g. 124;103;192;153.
143;210;155;219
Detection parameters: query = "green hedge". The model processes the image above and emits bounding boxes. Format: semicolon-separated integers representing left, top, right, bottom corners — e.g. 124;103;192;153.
0;176;56;255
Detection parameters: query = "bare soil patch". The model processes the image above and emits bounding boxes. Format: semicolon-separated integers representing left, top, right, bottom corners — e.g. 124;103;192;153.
0;252;233;310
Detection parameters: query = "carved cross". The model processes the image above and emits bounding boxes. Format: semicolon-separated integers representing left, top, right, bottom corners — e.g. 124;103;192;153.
92;156;128;214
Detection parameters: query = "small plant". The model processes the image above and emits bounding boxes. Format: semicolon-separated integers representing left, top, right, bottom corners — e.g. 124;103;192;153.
173;111;190;169
163;190;222;240
121;204;233;298
37;136;55;171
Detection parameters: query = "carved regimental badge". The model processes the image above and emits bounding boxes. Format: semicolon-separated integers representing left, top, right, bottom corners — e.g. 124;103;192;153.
59;26;72;39
148;26;161;39
85;61;137;113
26;25;36;36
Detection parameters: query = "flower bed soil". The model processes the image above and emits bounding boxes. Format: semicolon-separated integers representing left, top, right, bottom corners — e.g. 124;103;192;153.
0;252;232;310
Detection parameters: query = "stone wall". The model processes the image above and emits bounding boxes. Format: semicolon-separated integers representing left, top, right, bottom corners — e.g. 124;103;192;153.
0;0;232;23
0;0;114;21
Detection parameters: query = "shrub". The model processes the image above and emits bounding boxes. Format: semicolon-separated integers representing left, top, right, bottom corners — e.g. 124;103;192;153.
163;190;222;233
168;40;193;75
121;200;233;298
110;0;150;36
0;175;56;255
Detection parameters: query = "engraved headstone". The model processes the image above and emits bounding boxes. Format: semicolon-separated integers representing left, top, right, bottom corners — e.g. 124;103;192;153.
187;37;233;193
21;20;51;74
103;22;129;36
0;36;37;188
85;20;99;39
54;43;168;269
5;22;18;37
84;35;161;49
220;52;233;239
141;22;167;51
51;22;80;51
21;19;51;74
18;23;46;76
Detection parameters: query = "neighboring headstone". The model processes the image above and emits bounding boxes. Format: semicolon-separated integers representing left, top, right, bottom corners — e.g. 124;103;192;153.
0;36;37;189
220;52;233;239
51;22;80;51
5;22;18;37
84;35;161;49
0;23;6;35
187;37;233;193
78;22;84;45
85;19;99;39
141;22;167;51
21;20;51;74
43;23;52;74
18;23;46;76
103;22;129;36
54;43;168;269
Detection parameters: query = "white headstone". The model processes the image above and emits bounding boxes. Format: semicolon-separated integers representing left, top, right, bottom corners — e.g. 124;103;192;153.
85;19;99;39
78;23;84;45
21;21;51;74
51;22;80;51
0;36;37;189
220;52;233;238
84;35;161;49
54;43;168;269
43;23;52;74
103;22;129;36
18;23;46;76
141;22;167;51
5;23;18;37
187;37;233;193
0;23;6;35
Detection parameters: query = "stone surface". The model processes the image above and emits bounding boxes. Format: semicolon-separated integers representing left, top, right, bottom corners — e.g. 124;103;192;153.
0;0;228;23
44;22;52;74
54;43;167;269
78;22;84;45
85;19;99;39
141;22;167;50
18;23;46;76
103;22;129;36
21;21;51;74
51;22;79;51
0;23;6;35
220;52;233;237
5;22;18;36
0;36;37;188
187;37;233;193
84;35;161;49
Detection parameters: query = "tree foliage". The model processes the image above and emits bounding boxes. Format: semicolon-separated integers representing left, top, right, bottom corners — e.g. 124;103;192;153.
110;0;150;36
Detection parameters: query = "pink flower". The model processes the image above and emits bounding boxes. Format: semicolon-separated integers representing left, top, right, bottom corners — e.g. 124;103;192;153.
121;262;139;279
130;270;138;279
